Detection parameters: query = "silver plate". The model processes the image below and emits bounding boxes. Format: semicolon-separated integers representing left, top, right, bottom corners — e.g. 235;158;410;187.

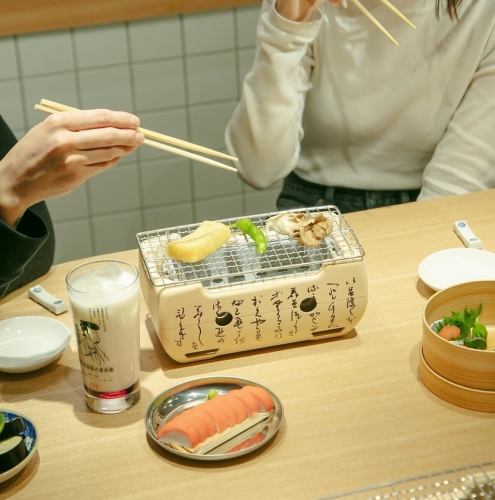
145;376;284;461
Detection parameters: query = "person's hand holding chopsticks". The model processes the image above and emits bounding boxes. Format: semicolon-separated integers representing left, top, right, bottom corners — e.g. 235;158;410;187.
0;109;143;227
275;0;414;44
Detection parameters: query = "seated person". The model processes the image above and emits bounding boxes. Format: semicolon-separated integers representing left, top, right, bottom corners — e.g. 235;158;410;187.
226;0;495;213
0;109;144;298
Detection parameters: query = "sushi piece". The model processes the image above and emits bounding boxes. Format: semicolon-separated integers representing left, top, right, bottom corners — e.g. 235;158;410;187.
241;386;275;412
156;418;202;448
166;221;231;263
0;435;28;473
229;389;259;416
157;386;275;453
201;402;231;434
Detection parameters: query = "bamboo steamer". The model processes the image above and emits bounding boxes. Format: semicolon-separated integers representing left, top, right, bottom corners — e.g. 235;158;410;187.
419;348;495;413
422;280;495;395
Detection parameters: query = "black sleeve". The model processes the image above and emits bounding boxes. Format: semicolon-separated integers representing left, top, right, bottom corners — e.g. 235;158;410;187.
0;116;55;299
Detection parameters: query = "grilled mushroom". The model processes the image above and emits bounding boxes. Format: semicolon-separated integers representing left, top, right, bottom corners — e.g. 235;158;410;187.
266;212;332;247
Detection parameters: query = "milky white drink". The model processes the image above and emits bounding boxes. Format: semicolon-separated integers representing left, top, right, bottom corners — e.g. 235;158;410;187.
66;260;140;413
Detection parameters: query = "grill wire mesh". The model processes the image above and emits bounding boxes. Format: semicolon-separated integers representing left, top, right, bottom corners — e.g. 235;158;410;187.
136;205;364;288
324;461;495;500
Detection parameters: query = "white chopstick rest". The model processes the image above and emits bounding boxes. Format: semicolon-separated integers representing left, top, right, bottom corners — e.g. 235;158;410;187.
28;285;68;315
453;220;483;249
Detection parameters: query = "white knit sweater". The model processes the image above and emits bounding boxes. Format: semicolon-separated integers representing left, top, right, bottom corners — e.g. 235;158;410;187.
225;0;495;200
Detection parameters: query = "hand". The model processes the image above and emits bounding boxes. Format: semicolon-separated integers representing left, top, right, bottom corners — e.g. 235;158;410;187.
275;0;341;22
0;109;144;227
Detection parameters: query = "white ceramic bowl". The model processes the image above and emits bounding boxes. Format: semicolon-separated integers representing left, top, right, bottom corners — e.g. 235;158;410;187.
0;316;71;373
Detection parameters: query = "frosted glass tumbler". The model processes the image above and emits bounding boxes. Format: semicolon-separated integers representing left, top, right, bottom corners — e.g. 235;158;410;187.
66;260;140;414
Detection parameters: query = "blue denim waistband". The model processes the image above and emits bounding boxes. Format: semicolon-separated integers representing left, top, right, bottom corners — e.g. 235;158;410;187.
277;172;420;213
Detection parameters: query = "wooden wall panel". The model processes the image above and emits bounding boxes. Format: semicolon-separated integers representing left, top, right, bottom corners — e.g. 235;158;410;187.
0;0;259;37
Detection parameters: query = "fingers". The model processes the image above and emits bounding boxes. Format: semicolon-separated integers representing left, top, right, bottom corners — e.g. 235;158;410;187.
73;127;144;150
85;156;122;175
65;145;139;168
41;110;144;157
44;108;141;132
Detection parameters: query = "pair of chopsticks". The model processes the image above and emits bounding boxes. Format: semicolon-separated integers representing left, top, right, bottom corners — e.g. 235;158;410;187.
35;99;238;173
348;0;416;46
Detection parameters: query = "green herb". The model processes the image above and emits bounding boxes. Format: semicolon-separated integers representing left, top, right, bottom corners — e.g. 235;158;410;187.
0;413;4;436
434;304;487;350
231;218;267;254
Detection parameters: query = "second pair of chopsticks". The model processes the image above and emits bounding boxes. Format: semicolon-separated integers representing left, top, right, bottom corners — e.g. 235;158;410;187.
35;99;238;173
348;0;416;46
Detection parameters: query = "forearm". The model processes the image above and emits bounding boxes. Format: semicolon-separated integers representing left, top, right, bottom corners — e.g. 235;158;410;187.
419;37;495;200
226;0;321;188
0;162;29;227
0;203;52;298
0;116;27;227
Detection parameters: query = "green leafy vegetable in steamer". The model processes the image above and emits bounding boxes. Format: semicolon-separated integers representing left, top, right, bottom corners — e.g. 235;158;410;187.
434;304;488;350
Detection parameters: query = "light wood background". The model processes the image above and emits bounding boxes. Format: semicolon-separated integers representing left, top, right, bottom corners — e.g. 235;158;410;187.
0;0;260;37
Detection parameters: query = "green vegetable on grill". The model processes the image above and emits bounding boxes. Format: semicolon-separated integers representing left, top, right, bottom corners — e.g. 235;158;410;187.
231;218;268;255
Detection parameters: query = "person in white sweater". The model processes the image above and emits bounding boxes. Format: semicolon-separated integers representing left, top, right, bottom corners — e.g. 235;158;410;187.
225;0;495;212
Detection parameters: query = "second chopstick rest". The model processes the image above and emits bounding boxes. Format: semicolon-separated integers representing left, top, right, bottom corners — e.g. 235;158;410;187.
453;220;483;249
28;285;68;315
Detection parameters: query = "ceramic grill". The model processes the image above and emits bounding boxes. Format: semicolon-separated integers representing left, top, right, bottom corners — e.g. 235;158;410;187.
137;205;367;363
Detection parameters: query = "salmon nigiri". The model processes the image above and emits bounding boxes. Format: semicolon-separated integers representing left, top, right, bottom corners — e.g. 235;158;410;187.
229;389;258;416
156;416;202;448
157;385;274;451
241;386;274;412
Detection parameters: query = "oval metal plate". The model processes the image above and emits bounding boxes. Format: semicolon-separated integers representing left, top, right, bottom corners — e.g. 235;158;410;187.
145;376;283;461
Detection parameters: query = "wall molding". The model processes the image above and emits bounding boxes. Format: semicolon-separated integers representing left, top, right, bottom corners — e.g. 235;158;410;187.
0;0;259;37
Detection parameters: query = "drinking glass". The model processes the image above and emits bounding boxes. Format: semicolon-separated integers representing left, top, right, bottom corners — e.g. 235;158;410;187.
66;260;140;414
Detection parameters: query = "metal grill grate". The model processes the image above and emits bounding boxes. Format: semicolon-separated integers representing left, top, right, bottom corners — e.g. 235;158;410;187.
136;205;364;288
325;461;495;499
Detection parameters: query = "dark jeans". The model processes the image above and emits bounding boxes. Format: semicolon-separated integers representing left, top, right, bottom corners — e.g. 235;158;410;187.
277;172;420;214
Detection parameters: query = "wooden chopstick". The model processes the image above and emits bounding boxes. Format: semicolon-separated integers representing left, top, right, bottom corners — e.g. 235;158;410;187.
348;0;399;45
139;127;237;162
142;139;238;172
35;100;238;173
378;0;416;30
40;99;238;162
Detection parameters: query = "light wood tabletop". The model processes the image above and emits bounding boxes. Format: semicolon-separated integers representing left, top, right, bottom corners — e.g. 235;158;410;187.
1;190;494;499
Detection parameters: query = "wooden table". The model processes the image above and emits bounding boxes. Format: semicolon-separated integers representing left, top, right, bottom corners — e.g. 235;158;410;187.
1;190;494;499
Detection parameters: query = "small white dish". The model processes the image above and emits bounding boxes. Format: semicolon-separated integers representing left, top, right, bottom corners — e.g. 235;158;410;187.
418;248;495;291
0;316;71;373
